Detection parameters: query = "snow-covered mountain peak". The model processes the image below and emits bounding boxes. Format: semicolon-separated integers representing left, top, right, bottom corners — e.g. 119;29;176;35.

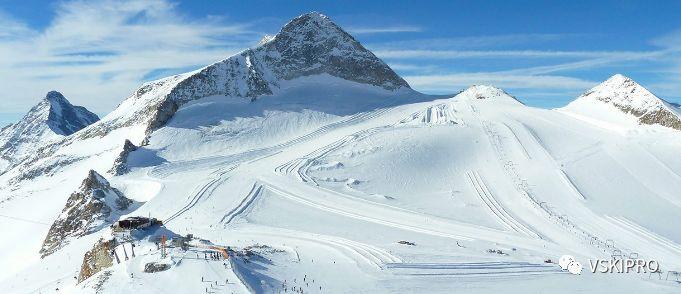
274;12;345;46
73;11;411;140
41;91;100;136
562;74;681;131
44;90;68;105
0;91;99;173
457;85;523;104
579;74;662;110
256;11;410;90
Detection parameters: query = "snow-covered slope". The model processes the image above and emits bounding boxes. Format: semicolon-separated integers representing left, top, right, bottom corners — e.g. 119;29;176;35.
1;12;681;294
561;74;681;131
0;91;98;173
0;12;412;186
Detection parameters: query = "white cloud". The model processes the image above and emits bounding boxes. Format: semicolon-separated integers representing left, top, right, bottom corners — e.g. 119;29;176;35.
369;34;571;50
0;11;33;40
644;31;681;100
347;26;422;35
0;0;259;115
375;49;662;60
404;72;596;93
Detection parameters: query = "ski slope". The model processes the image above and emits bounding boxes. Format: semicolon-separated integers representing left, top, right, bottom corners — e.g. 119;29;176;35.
2;81;680;293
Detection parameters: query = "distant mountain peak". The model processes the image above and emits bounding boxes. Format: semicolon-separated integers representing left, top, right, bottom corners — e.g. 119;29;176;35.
564;75;681;130
605;73;631;83
458;85;523;104
45;90;68;104
257;11;410;91
579;74;660;107
277;11;340;40
43;92;99;136
0;91;99;173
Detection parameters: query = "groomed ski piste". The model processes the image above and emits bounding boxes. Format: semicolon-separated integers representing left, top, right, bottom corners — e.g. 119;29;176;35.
1;79;681;293
1;11;681;293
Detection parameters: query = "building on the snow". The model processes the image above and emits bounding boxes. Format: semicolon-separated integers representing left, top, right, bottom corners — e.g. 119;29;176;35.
112;217;162;232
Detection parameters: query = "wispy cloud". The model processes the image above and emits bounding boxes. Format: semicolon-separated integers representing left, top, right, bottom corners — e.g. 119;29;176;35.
347;26;422;35
0;0;259;114
404;72;596;93
375;49;662;60
0;11;33;40
369;34;574;50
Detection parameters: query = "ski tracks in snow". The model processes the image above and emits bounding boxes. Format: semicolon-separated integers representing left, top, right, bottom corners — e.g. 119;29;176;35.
275;126;390;184
151;108;392;179
605;216;681;257
221;183;264;225
237;229;401;270
385;261;561;277
466;170;539;238
164;165;238;223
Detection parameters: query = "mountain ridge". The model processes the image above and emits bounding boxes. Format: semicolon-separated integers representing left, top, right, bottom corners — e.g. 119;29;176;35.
0;91;99;173
74;12;410;143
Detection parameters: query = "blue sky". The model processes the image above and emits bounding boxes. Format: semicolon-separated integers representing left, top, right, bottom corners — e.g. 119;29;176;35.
1;0;681;126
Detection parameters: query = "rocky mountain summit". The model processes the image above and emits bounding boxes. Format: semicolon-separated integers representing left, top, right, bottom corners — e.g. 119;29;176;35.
564;74;681;130
76;12;410;140
0;91;98;173
108;140;138;176
40;170;132;257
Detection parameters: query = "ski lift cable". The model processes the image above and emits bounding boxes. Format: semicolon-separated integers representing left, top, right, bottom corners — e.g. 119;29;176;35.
0;214;50;225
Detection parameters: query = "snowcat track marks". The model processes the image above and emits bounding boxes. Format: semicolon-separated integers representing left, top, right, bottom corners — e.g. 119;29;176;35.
221;183;264;225
385;261;561;277
466;171;539;238
556;169;587;201
605;216;681;256
164;165;237;223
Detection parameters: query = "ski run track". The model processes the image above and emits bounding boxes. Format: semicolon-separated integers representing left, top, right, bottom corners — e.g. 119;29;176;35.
3;88;681;293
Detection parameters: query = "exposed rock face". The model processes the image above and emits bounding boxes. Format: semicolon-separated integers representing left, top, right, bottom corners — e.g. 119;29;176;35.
40;170;132;257
78;238;114;283
109;140;138;176
261;12;409;90
144;262;171;273
567;74;681;130
0;91;99;173
75;12;409;139
43;91;100;135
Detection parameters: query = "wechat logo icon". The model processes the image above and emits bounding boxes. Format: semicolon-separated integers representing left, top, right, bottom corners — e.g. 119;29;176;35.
559;255;583;275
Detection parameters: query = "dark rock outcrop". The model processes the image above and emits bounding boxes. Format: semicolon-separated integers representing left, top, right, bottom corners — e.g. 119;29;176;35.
109;140;138;175
144;262;171;273
78;238;114;283
40;170;132;257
